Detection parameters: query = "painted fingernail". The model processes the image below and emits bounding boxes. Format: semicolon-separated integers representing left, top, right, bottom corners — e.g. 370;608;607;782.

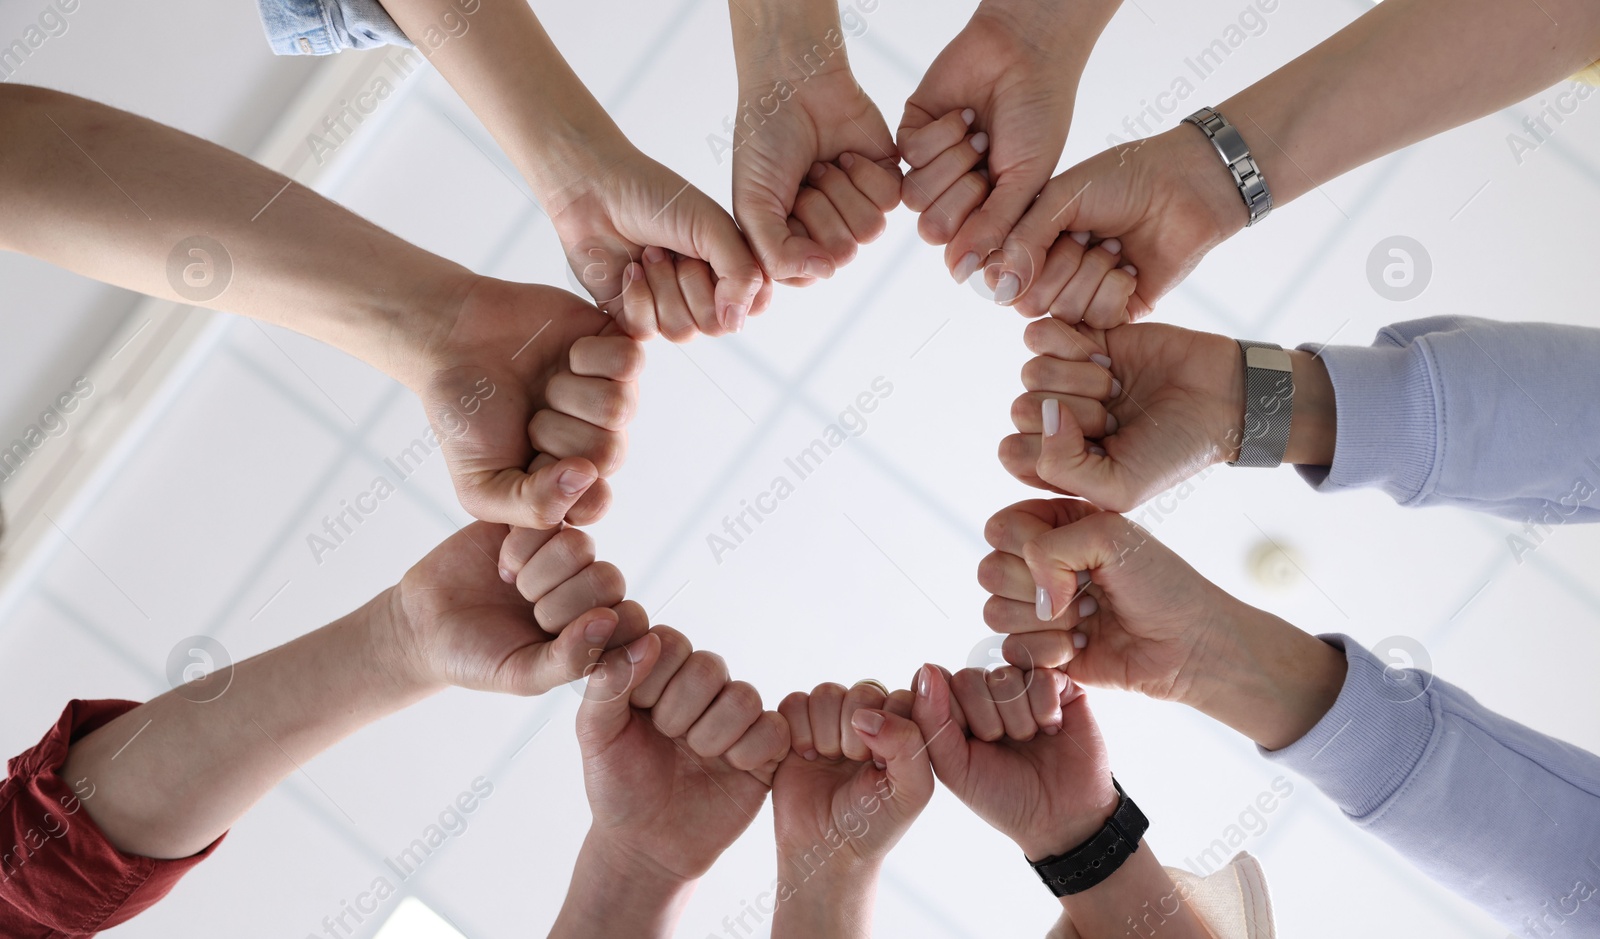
643;245;667;264
971;132;990;155
1079;596;1098;618
954;252;981;283
803;748;819;761
852;710;885;735
584;616;616;644
809;162;827;181
1077;570;1092;588
1122;264;1138;277
1088;444;1107;456
803;257;834;279
994;272;1020;305
558;469;596;495
1072;631;1088;650
917;665;931;698
499;567;516;584
1089;353;1112;368
1069;231;1091;246
1042;398;1060;437
1110;378;1123;398
1105;413;1119;434
1036;585;1053;621
839;151;857;170
961;107;976;126
722;302;749;334
1102;238;1122;255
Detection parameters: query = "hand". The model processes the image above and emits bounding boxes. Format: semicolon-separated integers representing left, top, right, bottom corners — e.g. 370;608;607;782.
999;319;1243;512
898;4;1093;279
384;521;649;696
416;278;645;531
731;3;902;286
910;664;1116;861
575;627;791;884
989;124;1248;326
544;143;772;339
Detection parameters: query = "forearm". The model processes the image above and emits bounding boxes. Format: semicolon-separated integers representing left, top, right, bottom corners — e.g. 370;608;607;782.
59;590;438;859
769;861;877;939
549;830;696;939
973;0;1122;71
1053;845;1211;939
0;85;467;390
1217;0;1600;212
730;0;852;78
378;0;627;208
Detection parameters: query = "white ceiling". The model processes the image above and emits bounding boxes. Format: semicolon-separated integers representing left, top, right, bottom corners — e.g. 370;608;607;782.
3;0;1599;937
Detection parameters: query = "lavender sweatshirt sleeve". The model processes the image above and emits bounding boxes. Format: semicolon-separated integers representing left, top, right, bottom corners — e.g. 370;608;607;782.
1295;317;1600;522
1263;636;1600;936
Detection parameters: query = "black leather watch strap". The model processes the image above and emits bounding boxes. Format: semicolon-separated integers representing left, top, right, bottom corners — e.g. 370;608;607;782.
1029;778;1149;897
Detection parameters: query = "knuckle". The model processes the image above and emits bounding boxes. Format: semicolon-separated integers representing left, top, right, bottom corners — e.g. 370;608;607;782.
721;681;762;715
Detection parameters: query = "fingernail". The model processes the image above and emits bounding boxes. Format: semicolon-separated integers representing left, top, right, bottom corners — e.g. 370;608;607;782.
994;272;1020;305
558;469;596;495
1102;238;1122;255
971;132;989;155
809;162;827;181
625;262;643;286
1036;585;1053;621
1043;724;1059;736
803;257;834;279
1072;632;1088;650
1089;353;1112;368
953;252;981;284
722;302;749;334
627;635;651;663
1077;570;1092;588
1042;399;1061;438
1088;444;1107;456
643;245;667;264
1110;379;1123;398
1105;413;1119;434
916;665;931;698
1069;231;1090;246
852;710;885;736
873;759;887;770
803;748;819;761
1079;596;1098;618
1122;264;1138;277
961;107;976;126
584;616;615;644
839;152;856;170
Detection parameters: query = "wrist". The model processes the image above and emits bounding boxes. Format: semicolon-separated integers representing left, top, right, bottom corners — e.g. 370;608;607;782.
973;0;1116;61
1183;602;1347;750
364;587;450;700
1285;349;1336;466
553;829;696;938
1163;121;1251;246
771;848;879;939
731;0;847;79
1016;780;1121;863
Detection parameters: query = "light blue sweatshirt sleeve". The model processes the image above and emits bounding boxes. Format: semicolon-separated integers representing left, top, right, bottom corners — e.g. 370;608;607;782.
255;0;411;55
1263;635;1600;936
1295;317;1600;522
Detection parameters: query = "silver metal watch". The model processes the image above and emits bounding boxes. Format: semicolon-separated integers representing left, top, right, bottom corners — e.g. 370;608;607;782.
1230;340;1293;468
1183;107;1273;227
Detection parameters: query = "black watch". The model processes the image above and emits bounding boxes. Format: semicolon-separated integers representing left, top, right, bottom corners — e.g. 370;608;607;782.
1028;778;1149;897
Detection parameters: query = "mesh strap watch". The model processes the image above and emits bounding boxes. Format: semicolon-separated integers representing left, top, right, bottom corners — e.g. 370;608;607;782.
1183;106;1273;226
1029;779;1149;897
1231;340;1294;468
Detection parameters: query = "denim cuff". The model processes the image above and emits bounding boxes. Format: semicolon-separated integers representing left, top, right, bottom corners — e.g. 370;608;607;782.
255;0;410;55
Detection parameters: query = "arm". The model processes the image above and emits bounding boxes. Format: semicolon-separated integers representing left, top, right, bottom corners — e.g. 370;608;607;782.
1004;316;1600;520
374;0;767;338
0;84;637;529
993;0;1600;324
986;500;1600;934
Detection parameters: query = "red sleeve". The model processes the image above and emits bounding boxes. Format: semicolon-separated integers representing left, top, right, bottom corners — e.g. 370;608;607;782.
0;700;226;938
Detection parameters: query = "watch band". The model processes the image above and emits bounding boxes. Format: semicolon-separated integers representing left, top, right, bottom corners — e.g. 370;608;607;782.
1231;340;1294;468
1029;779;1149;897
1183;106;1273;226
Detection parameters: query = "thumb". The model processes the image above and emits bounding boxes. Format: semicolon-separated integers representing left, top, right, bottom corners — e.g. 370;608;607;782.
677;196;766;334
575;630;662;747
1036;398;1124;508
909;664;970;787
851;709;935;819
734;179;835;285
502;606;617;696
565;240;635;317
955;172;1050;290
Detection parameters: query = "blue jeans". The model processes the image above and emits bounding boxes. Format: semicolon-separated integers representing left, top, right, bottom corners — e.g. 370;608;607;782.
254;0;410;55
